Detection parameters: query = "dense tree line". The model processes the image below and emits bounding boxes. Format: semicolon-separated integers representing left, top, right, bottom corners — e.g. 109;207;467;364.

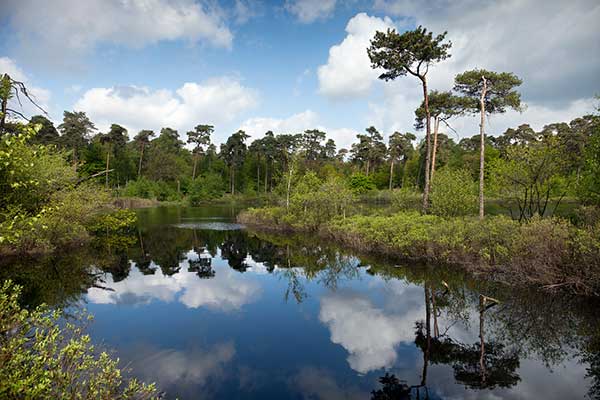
5;104;596;214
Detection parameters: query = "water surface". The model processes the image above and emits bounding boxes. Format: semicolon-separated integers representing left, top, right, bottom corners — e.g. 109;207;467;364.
2;206;598;399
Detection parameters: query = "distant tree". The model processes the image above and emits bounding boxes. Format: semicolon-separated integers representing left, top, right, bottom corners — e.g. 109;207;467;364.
187;124;213;180
28;115;59;145
454;69;522;219
220;130;250;195
322;138;337;160
388;131;415;189
99;124;127;188
58;111;97;171
351;126;386;176
133;129;155;178
415;91;464;182
146;127;187;183
301;129;326;162
368;26;452;211
262;131;278;192
249;137;265;192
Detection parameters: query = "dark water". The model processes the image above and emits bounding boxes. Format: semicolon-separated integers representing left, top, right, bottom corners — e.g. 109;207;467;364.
2;206;599;399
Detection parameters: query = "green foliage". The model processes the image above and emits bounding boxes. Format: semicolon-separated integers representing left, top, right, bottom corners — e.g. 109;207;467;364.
348;173;376;194
453;69;523;114
87;209;137;234
188;172;226;204
0;281;159;399
579;126;600;205
368;26;452;80
490;139;569;221
241;173;355;230
122;178;181;201
430;168;477;217
391;187;421;211
328;212;600;293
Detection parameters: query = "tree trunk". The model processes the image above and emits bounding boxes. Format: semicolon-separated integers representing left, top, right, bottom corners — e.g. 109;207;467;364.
192;154;198;180
479;75;488;220
389;159;394;190
431;116;440;185
231;167;235;195
286;163;294;210
137;143;144;178
264;161;268;193
432;288;439;338
366;159;370;176
422;283;431;386
421;76;432;213
256;157;260;192
479;295;487;386
105;150;110;189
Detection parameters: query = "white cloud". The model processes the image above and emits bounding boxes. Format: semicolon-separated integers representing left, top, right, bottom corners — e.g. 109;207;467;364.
319;288;424;373
73;77;258;137
371;0;600;104
87;254;262;311
317;13;394;98
239;110;360;149
286;0;337;23
0;57;51;118
5;0;233;65
319;2;598;137
239;109;319;139
291;367;368;400
127;342;235;389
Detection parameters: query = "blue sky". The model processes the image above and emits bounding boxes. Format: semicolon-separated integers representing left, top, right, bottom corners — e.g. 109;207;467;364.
1;0;598;148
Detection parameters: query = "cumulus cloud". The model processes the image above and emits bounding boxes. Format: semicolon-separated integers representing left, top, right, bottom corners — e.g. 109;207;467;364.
239;110;319;138
73;77;258;137
291;367;368;400
87;252;262;311
4;0;233;66
319;2;598;137
319;289;424;373
127;342;235;390
238;110;359;149
0;57;51;117
318;13;394;98
286;0;337;23
372;0;600;105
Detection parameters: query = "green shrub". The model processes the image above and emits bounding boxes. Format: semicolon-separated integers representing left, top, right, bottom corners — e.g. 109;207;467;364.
430;168;477;217
188;172;226;204
348;173;376;194
123;178;181;201
0;281;159;399
87;209;137;234
391;187;421;212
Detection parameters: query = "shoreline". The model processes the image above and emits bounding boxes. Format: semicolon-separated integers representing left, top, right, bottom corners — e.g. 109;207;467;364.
238;208;600;297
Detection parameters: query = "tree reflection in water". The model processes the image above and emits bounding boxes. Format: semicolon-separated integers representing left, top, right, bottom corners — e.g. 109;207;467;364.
2;218;600;399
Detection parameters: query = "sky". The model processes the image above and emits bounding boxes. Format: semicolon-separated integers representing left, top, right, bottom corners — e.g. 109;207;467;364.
0;0;598;149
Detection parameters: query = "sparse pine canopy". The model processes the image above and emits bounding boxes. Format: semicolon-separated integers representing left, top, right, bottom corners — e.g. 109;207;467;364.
414;90;465;130
187;124;213;154
368;26;452;81
454;69;523;114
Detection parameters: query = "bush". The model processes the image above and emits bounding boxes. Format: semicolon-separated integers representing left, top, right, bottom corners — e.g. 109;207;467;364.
122;178;181;201
348;173;376;194
0;281;159;399
188;172;226;204
430;168;477;217
391;187;421;212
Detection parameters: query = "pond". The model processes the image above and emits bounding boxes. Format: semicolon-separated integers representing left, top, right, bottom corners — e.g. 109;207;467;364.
2;206;599;399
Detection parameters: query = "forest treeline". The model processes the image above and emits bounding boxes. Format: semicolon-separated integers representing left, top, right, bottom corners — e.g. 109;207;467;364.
3;106;599;212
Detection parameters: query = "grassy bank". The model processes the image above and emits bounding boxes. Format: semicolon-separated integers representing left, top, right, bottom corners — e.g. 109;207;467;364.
238;207;600;296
